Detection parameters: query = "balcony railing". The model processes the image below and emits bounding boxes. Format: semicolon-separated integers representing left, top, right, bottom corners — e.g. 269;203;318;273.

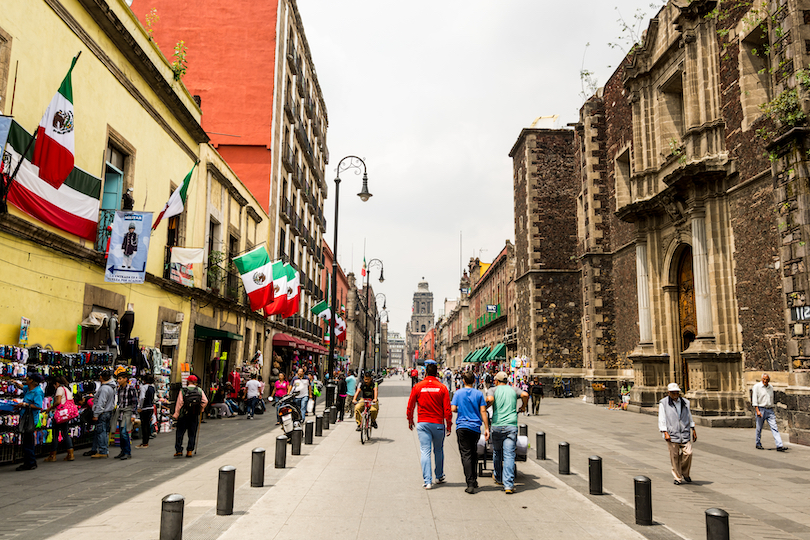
297;75;306;97
282;142;294;173
287;42;297;74
205;259;249;306
305;96;314;118
94;209;116;252
280;196;292;223
284;94;296;122
290;213;302;235
292;163;302;188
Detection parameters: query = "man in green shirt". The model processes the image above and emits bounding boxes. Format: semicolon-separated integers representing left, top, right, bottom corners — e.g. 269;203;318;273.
486;372;529;494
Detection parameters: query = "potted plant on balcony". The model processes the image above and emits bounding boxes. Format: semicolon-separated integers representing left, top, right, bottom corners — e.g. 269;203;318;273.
207;250;225;295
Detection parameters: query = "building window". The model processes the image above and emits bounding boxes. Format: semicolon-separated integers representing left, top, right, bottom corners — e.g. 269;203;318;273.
102;144;126;210
278;228;286;258
0;27;12;114
740;21;771;130
659;71;685;153
615;149;631;208
421;325;426;332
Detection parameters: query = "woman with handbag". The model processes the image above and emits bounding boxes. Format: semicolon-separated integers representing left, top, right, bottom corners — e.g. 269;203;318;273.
12;373;45;471
46;376;77;461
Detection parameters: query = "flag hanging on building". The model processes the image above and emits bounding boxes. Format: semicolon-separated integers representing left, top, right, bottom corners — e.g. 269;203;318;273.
335;315;347;342
32;54;80;188
3;120;100;241
264;260;288;315
233;246;274;311
311;300;331;321
282;263;300;318
152;161;197;230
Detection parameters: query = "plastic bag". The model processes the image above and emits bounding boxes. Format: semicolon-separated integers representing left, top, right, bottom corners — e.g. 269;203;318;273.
307;399;314;414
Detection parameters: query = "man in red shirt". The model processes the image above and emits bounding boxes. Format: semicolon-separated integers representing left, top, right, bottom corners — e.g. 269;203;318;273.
407;361;452;489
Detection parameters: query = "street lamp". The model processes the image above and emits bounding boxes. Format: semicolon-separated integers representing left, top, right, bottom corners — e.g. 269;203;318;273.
328;156;371;384
363;258;384;372
376;306;389;372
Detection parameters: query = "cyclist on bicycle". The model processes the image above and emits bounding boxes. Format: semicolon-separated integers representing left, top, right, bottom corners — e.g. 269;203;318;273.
352;371;379;431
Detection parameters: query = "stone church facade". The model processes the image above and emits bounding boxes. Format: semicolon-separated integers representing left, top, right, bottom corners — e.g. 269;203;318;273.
406;279;435;365
514;0;810;444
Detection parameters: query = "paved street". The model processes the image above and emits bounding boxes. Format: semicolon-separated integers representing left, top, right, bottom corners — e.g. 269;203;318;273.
2;379;807;539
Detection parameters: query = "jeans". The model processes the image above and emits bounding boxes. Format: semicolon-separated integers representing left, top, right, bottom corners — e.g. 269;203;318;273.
296;397;309;420
94;411;112;455
417;422;446;486
246;396;258;417
531;395;541;415
492;425;518;489
225;398;239;414
22;431;36;467
140;409;153;445
456;428;480;488
756;408;784;447
51;422;73;452
175;415;199;452
118;410;132;456
336;396;346;421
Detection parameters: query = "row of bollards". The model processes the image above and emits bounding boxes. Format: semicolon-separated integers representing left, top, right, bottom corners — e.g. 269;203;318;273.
532;430;730;538
161;408;340;539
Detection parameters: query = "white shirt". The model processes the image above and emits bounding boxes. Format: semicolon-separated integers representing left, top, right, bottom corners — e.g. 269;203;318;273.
751;382;774;408
658;398;695;432
245;379;262;399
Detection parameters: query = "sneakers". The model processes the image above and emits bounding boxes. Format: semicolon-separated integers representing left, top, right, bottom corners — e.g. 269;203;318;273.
90;453;108;459
756;444;764;450
464;486;475;494
673;479;684;485
423;483;432;490
684;476;692;483
435;476;446;484
136;444;149;449
371;420;378;429
15;464;36;471
504;488;515;494
494;479;503;486
118;454;131;460
82;450;95;457
356;426;362;431
777;446;789;452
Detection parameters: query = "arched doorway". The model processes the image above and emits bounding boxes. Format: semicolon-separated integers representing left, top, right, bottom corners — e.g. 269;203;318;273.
677;246;697;390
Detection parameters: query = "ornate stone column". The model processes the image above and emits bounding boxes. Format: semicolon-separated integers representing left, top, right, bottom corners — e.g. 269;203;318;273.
691;208;714;337
636;239;652;344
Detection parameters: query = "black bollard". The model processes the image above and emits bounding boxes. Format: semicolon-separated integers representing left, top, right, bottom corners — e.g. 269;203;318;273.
634;476;653;526
217;466;236;515
536;431;546;460
274;435;287;469
323;408;330;430
315;415;323;436
519;424;528;437
330;406;338;423
291;427;303;455
160;494;184;540
705;508;730;540
304;420;314;444
588;455;603;495
251;448;265;488
325;384;335;407
559;442;570;475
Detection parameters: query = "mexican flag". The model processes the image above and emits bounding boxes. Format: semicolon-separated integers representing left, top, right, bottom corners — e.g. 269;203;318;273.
32;55;80;189
324;331;330;345
282;263;300;318
265;260;288;315
4;120;101;241
152;162;197;230
361;256;366;277
311;300;331;321
335;315;347;342
232;246;274;311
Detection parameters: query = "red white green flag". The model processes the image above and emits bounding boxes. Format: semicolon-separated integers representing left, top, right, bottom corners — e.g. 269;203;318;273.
361;257;366;277
311;300;331;321
32;55;80;189
335;315;347;342
264;260;288;315
152;162;197;230
282;263;300;318
232;246;274;311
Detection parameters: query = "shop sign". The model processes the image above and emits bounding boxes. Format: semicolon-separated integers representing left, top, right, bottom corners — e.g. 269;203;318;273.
791;306;810;321
162;322;180;346
486;304;497;313
105;211;153;284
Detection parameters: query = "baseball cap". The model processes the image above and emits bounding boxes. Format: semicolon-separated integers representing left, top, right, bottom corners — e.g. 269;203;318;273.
495;371;508;382
188;375;199;384
667;382;681;393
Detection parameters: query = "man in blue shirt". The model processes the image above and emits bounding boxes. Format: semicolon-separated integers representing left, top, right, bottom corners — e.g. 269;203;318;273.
451;371;489;494
345;370;357;417
13;373;45;471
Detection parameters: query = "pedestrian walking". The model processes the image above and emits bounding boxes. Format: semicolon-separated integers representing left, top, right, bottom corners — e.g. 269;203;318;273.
290;368;311;419
336;373;347;422
173;375;208;457
89;370;116;458
451;371;489;494
45;375;75;462
410;367;419;388
407;361;452;490
12;373;44;471
137;374;155;448
114;370;138;460
752;373;788;452
245;373;261;419
529;378;543;416
486;372;528;494
658;382;697;485
345;370;357;416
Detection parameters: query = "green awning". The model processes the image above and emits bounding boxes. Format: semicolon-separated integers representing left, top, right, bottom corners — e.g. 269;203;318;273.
194;324;244;341
462;350;476;363
471;346;490;363
487;343;507;361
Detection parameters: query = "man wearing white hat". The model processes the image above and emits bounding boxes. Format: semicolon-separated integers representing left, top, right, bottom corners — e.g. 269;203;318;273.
658;382;697;485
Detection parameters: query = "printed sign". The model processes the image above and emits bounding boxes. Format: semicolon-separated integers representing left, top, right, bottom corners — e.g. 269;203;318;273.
105;211;153;284
162;322;180;346
791;306;810;321
19;317;30;345
486;304;497;313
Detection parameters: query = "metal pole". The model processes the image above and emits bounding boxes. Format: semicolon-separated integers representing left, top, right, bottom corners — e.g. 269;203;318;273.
634;476;653;526
588;455;603;495
705;508;730;540
291;427;303;455
274;435;287;469
315;415;323;436
519;424;527;437
559;442;570;475
216;466;236;516
536;432;546;460
305;419;314;444
159;494;184;540
364;269;370;372
251;448;265;488
328;176;340;379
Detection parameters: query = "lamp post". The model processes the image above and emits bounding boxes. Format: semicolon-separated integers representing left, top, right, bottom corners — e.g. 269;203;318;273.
363;259;384;372
377;307;388;372
328;157;371;381
375;294;387;372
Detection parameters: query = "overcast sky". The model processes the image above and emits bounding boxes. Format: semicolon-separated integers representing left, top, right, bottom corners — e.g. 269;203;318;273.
297;0;665;340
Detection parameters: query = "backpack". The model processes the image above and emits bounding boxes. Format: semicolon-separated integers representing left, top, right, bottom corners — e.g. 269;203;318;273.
181;387;203;417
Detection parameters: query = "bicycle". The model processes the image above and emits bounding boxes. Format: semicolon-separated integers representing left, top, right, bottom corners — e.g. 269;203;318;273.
359;399;373;444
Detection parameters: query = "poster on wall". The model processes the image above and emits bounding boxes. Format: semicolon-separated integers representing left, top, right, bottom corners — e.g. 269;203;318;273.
169;247;205;287
105;211;153;284
162;322;180;346
19;317;30;345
